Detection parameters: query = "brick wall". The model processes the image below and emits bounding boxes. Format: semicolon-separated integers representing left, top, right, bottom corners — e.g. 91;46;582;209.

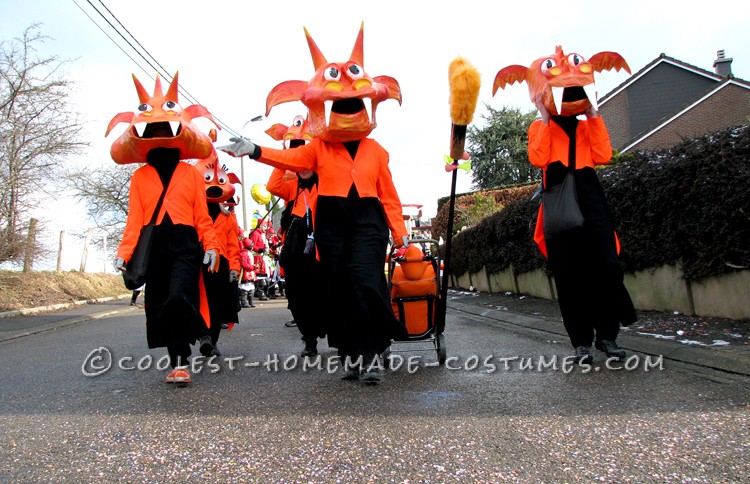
631;84;750;151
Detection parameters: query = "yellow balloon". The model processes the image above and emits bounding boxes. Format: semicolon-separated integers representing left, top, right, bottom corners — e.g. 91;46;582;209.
251;184;271;204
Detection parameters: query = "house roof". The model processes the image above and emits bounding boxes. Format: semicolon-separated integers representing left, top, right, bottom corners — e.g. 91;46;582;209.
599;53;750;104
600;53;750;152
620;78;750;152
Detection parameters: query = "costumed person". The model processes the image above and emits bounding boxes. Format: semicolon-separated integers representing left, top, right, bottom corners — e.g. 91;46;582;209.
219;23;409;383
194;148;242;356
239;236;257;308
265;115;326;357
109;72;220;385
493;46;637;363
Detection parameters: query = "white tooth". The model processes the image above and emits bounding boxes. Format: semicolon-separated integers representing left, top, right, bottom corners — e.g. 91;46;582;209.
169;121;180;136
552;87;564;116
324;101;333;128
134;122;146;137
583;84;598;110
363;98;373;123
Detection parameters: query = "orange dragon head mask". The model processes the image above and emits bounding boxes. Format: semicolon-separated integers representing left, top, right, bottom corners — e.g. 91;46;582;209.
493;46;630;116
105;72;219;164
264;23;402;142
194;148;241;204
264;115;313;149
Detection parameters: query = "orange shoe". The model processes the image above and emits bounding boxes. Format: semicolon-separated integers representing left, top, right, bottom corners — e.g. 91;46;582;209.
166;366;192;384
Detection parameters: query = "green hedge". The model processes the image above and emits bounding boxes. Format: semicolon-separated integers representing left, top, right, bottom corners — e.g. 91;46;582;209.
445;125;750;282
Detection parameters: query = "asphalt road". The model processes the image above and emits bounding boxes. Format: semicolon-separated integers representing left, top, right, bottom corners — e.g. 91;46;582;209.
1;298;749;481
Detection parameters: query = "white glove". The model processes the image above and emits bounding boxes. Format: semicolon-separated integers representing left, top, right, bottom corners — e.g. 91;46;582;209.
401;236;410;248
203;249;218;272
217;137;258;158
114;257;126;272
229;270;239;283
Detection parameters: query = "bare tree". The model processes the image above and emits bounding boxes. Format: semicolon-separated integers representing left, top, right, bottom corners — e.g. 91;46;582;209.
65;163;136;249
0;25;87;264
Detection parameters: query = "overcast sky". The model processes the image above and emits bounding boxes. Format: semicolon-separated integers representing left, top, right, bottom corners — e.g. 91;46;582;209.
2;0;748;271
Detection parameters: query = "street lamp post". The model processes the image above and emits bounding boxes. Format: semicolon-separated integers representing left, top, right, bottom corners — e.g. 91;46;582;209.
239;115;264;233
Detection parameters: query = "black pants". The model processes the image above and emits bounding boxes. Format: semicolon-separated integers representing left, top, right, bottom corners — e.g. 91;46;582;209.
144;222;205;368
203;256;238;345
280;216;326;344
315;190;407;363
547;225;635;348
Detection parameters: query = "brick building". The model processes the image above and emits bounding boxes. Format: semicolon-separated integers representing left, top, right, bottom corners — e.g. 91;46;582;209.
598;50;750;152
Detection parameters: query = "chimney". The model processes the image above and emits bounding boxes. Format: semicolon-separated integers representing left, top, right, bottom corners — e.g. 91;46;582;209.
713;49;733;77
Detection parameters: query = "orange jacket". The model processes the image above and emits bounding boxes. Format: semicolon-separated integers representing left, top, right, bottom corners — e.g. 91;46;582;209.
528;116;612;174
258;138;407;240
117;162;220;262
213;210;241;272
266;168;318;224
527;116;619;257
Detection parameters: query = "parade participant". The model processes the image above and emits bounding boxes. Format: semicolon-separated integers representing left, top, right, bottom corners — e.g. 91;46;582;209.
220;23;409;383
265;115;326;357
493;46;637;363
109;72;220;385
239;236;257;308
194;148;242;355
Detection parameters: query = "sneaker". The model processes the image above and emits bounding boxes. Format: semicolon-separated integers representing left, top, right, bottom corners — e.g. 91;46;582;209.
595;339;626;359
166;366;191;384
199;335;214;357
285;319;297;327
573;345;594;364
301;341;318;357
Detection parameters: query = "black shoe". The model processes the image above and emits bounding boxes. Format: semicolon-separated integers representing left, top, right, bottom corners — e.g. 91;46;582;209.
301;342;318;357
595;339;626;359
572;345;594;364
221;323;229;329
361;369;383;384
341;368;360;380
285;319;297;327
199;335;214;358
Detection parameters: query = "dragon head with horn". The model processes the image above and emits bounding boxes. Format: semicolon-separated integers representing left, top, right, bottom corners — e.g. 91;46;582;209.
493;46;630;116
264;22;402;142
105;72;219;164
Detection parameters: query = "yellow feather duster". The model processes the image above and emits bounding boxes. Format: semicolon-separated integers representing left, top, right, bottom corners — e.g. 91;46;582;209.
449;57;481;126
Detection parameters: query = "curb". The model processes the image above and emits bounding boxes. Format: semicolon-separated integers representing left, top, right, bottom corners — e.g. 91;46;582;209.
448;301;750;377
0;294;132;319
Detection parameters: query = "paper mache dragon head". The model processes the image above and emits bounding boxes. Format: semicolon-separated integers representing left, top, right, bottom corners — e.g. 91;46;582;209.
493;46;630;117
105;72;219;164
264;23;402;142
264;115;313;149
194;147;242;204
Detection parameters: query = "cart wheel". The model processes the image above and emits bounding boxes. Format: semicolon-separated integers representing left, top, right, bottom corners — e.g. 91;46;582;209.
436;333;447;365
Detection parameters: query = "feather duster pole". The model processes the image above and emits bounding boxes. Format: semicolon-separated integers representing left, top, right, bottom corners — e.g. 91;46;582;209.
438;57;481;334
448;57;481;160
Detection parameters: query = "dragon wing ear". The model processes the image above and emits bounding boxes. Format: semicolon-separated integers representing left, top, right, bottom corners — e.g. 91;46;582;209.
588;52;631;75
264;123;289;141
265;80;308;116
493;65;529;96
105;112;135;137
227;173;242;185
373;75;402;105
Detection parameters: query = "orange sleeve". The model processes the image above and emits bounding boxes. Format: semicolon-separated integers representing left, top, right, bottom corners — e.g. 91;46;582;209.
266;168;297;202
226;213;241;272
527;120;552;169
117;170;146;262
587;116;613;165
190;167;220;253
257;142;317;173
377;154;408;240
